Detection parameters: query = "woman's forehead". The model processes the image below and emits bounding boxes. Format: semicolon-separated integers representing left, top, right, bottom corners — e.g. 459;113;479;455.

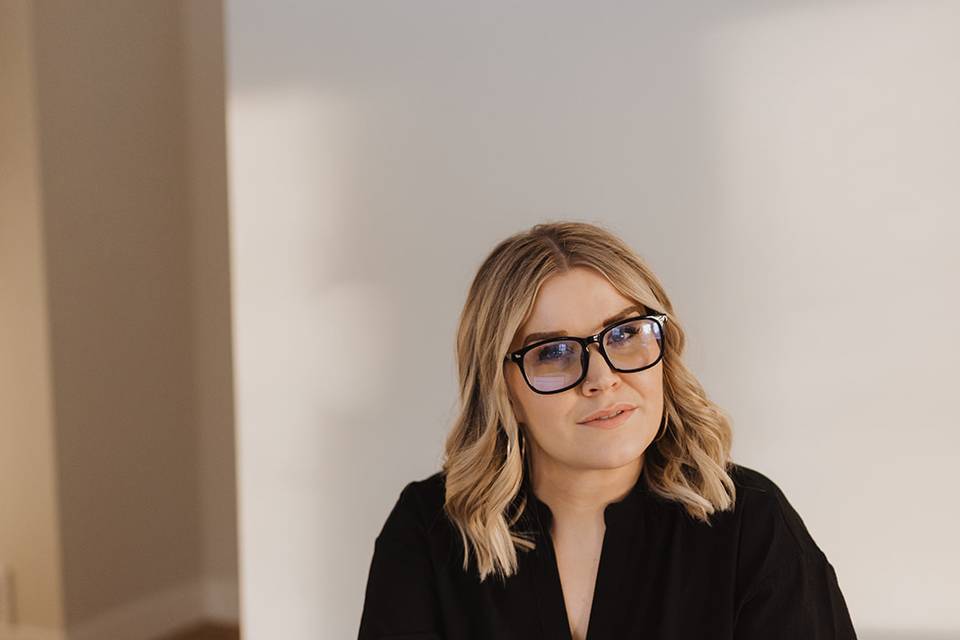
521;269;642;334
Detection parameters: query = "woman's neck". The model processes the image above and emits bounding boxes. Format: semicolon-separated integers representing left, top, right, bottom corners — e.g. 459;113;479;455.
529;450;644;525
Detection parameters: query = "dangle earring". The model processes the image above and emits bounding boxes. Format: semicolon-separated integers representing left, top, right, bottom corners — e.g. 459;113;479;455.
508;425;527;462
654;410;669;443
517;426;532;481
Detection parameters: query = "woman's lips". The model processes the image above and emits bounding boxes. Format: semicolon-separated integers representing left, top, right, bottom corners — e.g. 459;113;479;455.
579;407;637;429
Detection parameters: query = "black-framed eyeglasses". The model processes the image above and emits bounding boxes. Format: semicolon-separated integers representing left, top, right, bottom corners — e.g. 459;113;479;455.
504;314;668;395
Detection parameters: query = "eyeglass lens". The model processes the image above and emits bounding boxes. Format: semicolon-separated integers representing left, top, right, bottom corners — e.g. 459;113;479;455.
523;318;663;393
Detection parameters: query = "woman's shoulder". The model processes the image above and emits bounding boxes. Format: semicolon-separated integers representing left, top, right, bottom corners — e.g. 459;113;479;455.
375;470;448;544
728;461;795;505
726;461;827;562
723;462;856;631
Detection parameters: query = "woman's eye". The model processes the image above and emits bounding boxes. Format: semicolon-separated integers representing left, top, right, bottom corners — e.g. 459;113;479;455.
537;343;573;361
610;327;638;344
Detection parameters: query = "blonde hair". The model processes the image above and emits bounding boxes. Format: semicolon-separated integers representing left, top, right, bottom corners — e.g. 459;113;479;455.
441;221;736;583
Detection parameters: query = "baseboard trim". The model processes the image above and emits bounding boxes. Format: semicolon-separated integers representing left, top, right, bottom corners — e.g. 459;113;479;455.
68;578;238;640
858;632;960;640
202;579;239;625
0;624;67;640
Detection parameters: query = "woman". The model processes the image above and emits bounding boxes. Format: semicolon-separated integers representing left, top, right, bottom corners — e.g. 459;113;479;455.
358;221;857;639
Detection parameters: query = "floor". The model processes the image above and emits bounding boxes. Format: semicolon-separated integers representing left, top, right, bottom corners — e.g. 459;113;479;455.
156;622;241;640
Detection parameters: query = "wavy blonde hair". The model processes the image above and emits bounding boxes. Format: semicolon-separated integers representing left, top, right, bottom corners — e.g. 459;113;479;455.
441;221;736;583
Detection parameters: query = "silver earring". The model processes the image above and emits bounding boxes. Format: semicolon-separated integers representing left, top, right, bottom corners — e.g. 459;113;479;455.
654;413;668;442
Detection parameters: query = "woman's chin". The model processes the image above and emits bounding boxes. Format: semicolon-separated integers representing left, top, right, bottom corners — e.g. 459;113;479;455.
573;443;646;470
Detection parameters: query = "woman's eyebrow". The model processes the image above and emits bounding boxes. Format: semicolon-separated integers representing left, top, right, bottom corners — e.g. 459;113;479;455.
521;305;644;346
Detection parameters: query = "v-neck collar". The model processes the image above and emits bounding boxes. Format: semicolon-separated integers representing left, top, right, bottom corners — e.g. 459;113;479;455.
521;465;651;531
518;467;651;640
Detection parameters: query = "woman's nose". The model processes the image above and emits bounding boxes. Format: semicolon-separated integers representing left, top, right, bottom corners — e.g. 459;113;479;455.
582;343;618;390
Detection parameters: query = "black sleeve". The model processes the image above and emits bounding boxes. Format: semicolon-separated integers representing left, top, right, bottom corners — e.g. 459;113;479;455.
357;482;445;640
734;549;857;639
733;476;857;639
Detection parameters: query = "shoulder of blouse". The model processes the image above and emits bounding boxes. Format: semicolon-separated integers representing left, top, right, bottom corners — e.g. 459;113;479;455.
376;471;448;545
728;462;829;564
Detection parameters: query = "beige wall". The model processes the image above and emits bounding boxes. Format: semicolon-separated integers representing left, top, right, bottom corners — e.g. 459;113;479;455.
0;0;67;632
181;0;239;604
1;1;237;637
34;0;201;623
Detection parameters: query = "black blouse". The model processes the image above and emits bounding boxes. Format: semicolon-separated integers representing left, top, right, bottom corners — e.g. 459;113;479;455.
358;463;857;639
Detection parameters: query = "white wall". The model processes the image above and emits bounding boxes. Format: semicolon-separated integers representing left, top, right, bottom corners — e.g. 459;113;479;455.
225;2;960;637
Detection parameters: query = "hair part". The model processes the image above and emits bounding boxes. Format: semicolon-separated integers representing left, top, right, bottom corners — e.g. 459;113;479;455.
441;220;736;584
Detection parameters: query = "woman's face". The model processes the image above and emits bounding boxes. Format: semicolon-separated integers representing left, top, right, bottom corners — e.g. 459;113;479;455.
504;266;664;473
